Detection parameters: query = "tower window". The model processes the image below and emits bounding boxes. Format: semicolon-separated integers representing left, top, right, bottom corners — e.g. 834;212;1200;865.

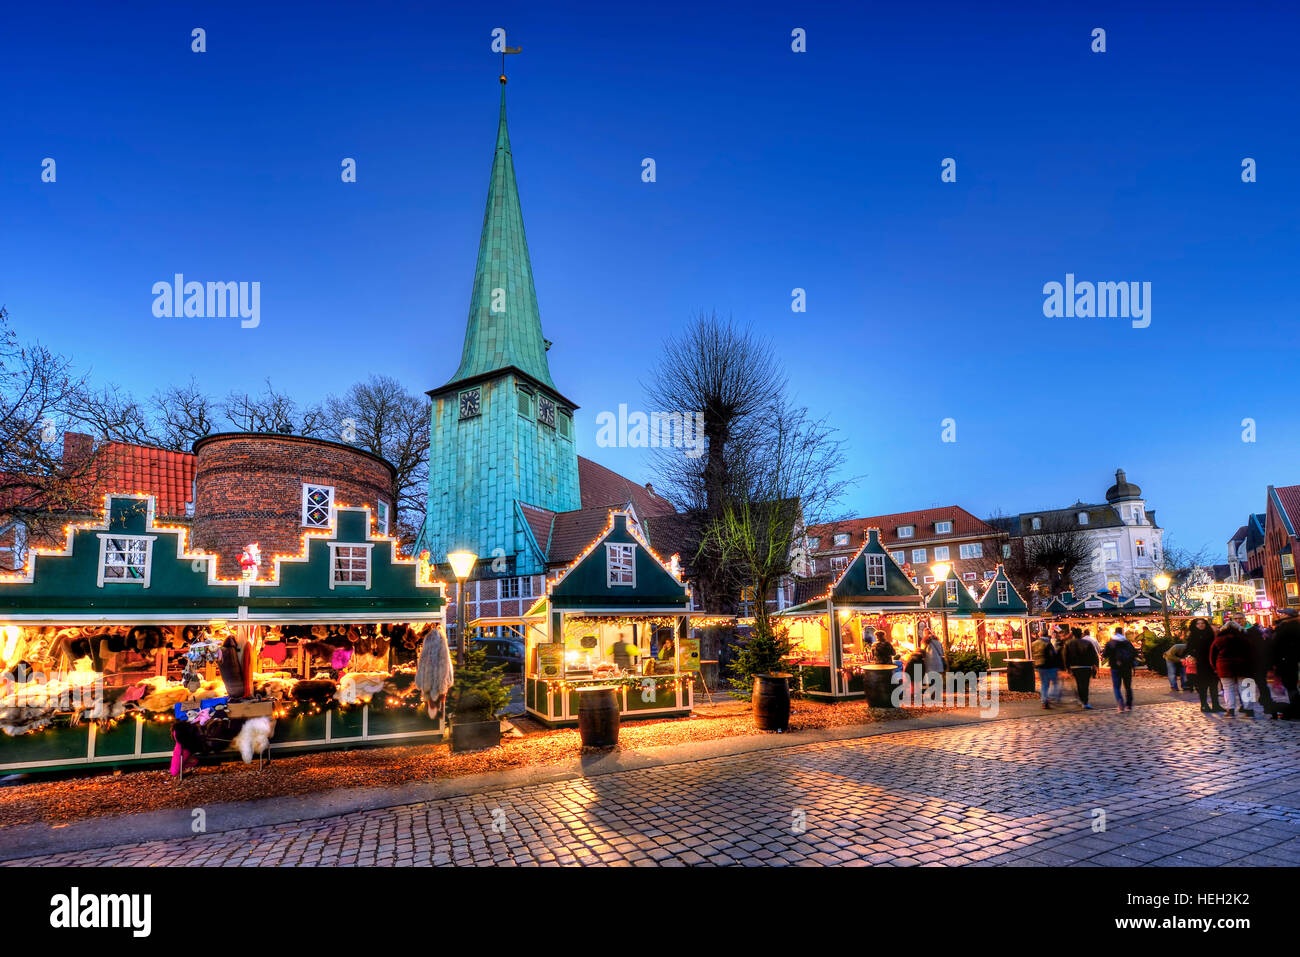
517;388;533;417
376;500;390;536
302;484;334;528
558;410;572;439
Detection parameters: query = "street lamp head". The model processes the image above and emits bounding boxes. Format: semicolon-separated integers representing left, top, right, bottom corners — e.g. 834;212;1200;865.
447;550;478;581
1154;573;1172;592
931;562;951;580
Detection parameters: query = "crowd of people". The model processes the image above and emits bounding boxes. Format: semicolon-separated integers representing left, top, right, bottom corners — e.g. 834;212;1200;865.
1028;608;1300;718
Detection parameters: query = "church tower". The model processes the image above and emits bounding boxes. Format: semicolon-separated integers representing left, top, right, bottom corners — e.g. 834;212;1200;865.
420;79;581;575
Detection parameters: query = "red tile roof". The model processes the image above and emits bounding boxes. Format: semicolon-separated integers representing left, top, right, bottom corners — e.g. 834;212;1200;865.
806;506;1000;552
1273;485;1300;536
95;441;195;518
578;456;676;518
548;503;627;566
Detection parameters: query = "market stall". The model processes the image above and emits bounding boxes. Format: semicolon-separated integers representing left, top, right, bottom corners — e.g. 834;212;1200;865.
777;528;927;700
0;494;447;774
925;565;1031;668
1038;589;1164;637
522;511;695;726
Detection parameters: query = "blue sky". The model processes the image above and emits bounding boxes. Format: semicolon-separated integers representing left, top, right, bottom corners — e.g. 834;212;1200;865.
3;0;1297;555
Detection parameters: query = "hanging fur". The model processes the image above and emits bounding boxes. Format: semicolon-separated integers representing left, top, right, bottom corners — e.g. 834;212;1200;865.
336;672;388;705
233;717;273;763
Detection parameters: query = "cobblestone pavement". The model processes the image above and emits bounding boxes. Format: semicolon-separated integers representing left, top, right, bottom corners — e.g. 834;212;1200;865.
10;701;1300;866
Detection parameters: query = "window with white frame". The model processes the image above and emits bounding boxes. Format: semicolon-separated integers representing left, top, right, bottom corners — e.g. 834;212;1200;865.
983;570;996;580
1136;538;1146;558
606;543;636;586
963;572;977;581
830;556;848;572
1133;506;1144;523
99;535;154;585
921;576;933;584
912;548;926;563
891;550;905;565
866;553;885;588
376;500;390;535
996;580;1009;604
1102;541;1119;563
959;543;982;559
1078;511;1089;525
331;544;371;587
501;576;533;599
933;546;950;561
898;525;915;538
302;484;334;528
1002;544;1011;558
1283;553;1295;572
935;520;952;534
807;536;820;550
833;533;850;547
1031;517;1042;530
945;579;958;603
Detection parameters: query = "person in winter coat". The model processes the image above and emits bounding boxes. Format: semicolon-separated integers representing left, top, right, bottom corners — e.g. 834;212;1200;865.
1163;640;1190;692
1184;617;1222;713
922;629;946;675
1241;616;1276;718
1062;626;1100;709
1031;628;1065;708
1100;627;1139;712
1210;620;1256;718
1272;609;1300;720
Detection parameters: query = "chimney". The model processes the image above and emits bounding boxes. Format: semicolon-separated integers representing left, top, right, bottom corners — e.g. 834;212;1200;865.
62;432;95;469
645;482;655;496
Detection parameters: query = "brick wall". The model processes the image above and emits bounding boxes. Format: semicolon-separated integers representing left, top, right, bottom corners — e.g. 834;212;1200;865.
192;433;396;576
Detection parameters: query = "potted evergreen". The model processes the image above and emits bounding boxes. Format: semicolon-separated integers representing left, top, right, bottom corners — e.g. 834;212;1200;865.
448;642;511;753
730;622;797;731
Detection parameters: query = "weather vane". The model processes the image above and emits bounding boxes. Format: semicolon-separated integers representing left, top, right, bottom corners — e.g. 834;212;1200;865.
500;40;521;84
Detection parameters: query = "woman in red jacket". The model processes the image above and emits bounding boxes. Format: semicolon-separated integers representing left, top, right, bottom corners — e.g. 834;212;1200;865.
1210;621;1256;718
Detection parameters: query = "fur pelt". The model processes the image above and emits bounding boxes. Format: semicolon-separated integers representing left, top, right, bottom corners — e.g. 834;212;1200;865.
233;717;273;763
336;672;389;705
252;673;297;699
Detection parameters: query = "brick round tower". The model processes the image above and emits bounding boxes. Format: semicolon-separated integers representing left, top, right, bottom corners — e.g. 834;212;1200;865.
192;433;397;576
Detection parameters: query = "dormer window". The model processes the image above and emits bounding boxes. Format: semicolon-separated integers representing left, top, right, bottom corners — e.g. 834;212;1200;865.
945;579;958;604
1031;517;1042;530
833;533;850;547
807;537;820;550
898;525;915;539
935;520;952;534
996;581;1008;604
1078;512;1089;525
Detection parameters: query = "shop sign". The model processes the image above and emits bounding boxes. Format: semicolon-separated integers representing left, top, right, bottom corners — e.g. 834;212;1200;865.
537;643;565;679
679;637;700;673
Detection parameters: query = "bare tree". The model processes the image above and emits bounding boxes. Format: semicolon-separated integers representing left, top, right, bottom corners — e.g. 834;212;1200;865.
150;380;217;450
222;379;324;436
321;375;431;543
643;312;786;613
0;307;103;549
702;403;850;634
997;511;1094;598
72;384;158;446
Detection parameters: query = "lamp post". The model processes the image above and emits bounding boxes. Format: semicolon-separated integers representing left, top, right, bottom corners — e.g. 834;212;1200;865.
447;550;478;667
931;562;952;652
1154;572;1173;639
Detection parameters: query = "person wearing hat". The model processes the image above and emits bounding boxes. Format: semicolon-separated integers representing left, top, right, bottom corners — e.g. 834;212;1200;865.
1272;608;1300;719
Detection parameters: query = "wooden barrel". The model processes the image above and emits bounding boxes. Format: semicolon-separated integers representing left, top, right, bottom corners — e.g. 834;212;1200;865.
753;673;792;731
577;687;621;748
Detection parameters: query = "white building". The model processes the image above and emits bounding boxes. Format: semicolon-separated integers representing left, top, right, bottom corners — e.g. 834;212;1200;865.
1015;469;1164;595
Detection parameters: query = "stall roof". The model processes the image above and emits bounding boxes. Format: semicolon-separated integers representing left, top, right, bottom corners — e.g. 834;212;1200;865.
780;528;925;616
539;510;689;612
0;494;445;624
925;565;981;616
975;564;1029;617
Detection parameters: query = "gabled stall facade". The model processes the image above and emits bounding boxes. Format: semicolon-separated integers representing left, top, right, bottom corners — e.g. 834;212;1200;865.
0;494;447;773
522;511;695;726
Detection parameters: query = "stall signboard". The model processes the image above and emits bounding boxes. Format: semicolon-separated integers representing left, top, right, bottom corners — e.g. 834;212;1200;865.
679;637;700;673
537;643;565;680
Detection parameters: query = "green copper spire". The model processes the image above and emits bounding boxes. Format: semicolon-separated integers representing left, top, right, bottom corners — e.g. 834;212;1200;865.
444;87;557;391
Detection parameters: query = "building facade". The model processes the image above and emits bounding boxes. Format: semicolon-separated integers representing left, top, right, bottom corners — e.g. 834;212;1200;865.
804;507;1008;590
1009;468;1164;596
1263;485;1300;610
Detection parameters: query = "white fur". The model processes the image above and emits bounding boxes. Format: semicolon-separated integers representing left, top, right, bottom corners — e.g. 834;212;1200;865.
233;716;273;763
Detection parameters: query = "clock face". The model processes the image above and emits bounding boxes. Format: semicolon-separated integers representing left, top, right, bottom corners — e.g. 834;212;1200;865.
459;388;481;419
537;396;556;428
